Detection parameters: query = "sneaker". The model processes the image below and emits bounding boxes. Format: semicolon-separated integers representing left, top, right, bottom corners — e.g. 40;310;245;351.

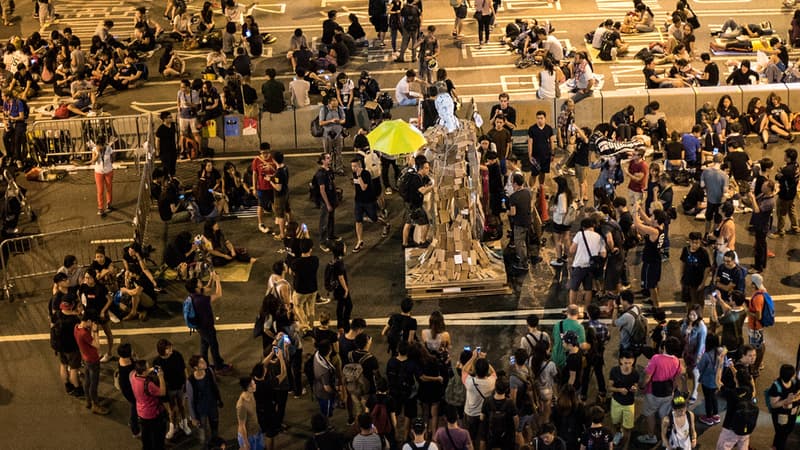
385;188;392;195
748;267;762;274
612;432;623;446
549;258;564;266
132;432;141;439
91;405;110;415
319;244;330;253
767;250;776;258
100;353;112;363
108;312;120;324
258;224;269;233
180;419;192;435
712;415;721;423
70;387;85;398
699;415;716;426
166;423;177;439
688;396;697;404
316;296;331;305
97;209;105;216
353;241;364;253
381;224;391;237
636;435;658;445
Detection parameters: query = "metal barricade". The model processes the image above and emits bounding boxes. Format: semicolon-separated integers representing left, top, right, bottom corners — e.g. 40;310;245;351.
26;114;152;165
0;221;133;301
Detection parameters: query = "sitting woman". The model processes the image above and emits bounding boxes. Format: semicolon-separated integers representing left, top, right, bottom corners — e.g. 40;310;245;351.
197;1;216;33
764;92;796;146
347;13;367;46
193;177;220;222
716;95;740;137
242;15;263;58
742;96;768;136
205;46;228;79
622;2;655;33
164;231;195;280
159;45;185;78
287;28;308;71
116;269;155;321
91;245;118;292
198;158;229;215
171;9;194;41
664;131;686;171
610;105;636;141
201;219;256;266
223;162;248;211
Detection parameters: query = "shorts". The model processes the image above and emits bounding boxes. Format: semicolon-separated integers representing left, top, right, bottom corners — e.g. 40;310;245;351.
643;393;673;418
604;253;623;290
705;202;721;222
518;414;535;432
641;261;662;289
533;158;551;175
396;396;417;419
575;164;588;183
370;15;389;32
610;398;635;429
257;189;274;209
178;117;198;136
538;387;554;403
59;351;81;369
73;96;91;110
454;4;467;18
273;194;290;217
404;205;429;225
553;222;571;233
569;266;594;291
355;201;379;223
747;328;764;348
165;388;183;403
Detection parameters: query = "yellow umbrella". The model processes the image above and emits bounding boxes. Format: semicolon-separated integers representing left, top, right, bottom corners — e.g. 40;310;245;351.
366;119;427;155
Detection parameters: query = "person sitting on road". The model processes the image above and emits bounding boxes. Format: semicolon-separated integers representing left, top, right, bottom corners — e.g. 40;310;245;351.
643;57;689;88
67;71;97;117
159;45;186;78
201;218;257;267
395;69;421;106
205;46;228;79
591;19;613;49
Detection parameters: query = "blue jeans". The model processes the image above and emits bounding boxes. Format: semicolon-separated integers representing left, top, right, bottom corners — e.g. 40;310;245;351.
397;97;417;106
319;204;335;243
198;327;225;368
318;397;335;417
238;433;265;450
83;360;101;405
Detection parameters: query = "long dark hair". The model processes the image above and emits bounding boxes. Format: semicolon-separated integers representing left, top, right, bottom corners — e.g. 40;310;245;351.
554;176;574;205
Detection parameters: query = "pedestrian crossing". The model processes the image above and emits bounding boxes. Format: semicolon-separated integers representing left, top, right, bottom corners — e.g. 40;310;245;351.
48;0;148;43
595;0;663;11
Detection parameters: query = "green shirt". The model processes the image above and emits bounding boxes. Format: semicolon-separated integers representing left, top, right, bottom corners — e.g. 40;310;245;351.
551;318;586;368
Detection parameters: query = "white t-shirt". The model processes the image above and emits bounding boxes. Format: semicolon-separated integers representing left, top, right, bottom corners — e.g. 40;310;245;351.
395;76;417;104
541;35;564;61
462;373;496;417
591;26;607;49
402;441;440;450
572;229;605;268
93;145;114;174
289;78;311;107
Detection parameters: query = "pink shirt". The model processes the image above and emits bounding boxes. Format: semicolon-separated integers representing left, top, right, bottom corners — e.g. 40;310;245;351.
645;353;681;394
130;372;163;419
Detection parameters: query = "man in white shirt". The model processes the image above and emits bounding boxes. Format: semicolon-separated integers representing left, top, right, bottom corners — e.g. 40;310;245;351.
289;69;310;107
461;349;496;445
592;19;613;49
569;217;607;307
394;69;420;106
572;51;595;103
536;28;564;61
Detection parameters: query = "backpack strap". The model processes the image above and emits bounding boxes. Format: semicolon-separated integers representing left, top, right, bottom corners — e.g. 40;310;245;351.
444;426;459;450
472;377;486;400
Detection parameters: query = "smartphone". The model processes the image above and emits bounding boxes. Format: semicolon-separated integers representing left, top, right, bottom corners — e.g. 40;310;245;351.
476;346;482;354
713;147;719;155
283;335;290;344
354;178;359;184
152;366;160;375
510;355;516;365
463;345;471;352
273;346;279;355
301;223;308;232
208;188;214;193
179;194;185;200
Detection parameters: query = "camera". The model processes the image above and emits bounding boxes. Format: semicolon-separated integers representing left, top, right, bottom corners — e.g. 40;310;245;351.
476;346;482;353
463;345;471;352
194;235;203;246
273;346;279;355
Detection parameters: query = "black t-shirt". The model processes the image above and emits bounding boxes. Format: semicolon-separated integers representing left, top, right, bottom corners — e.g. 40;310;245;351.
490;104;517;129
777;46;790;67
580;427;612;449
700;62;720;87
508;188;532;227
191;293;215;330
79;282;108;312
643;67;659;89
118;362;136;402
562;351;584;389
618;211;633;234
290;255;319;294
527;124;554;161
232;54;252;77
609;366;639;405
769;103;792;122
665;141;683;160
388;313;418;343
724;151;751;181
354;170;376;203
152;350;187;391
406;172;424;208
574;140;591;166
767;380;800;415
680;246;710;287
314;168;336;205
305;431;346;450
55;310;80;353
156;123;177;156
332;259;348;298
481;397;518;438
777;163;799;200
158;184;180;221
487;162;503;196
311;327;339;354
273;166;289;198
487;127;512;159
90;256;111;273
339;335;357;362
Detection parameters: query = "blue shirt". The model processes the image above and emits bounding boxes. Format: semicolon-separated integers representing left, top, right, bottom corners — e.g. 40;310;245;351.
681;133;701;162
697;348;721;389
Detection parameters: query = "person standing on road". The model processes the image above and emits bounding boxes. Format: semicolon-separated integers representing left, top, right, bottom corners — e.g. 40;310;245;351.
395;0;421;63
680;232;712;308
117;344;140;438
417;25;439;84
74;309;110;415
767;364;800;450
551;304;586;369
569;218;606;308
401;155;433;249
747;180;776;274
313;341;339;418
634;207;667;309
90;135;114;217
319;97;346;175
489;92;516;131
527;110;556;189
152;339;191;440
176;79;201;159
474;0;493;48
236;376;264;450
52;292;83;398
314;153;338;252
774;148;799;236
746;274;768;378
270;151;291;241
289;238;320;332
461;349;497;443
701;154;729;237
450;0;469;38
351;157;391;252
251;143;277;234
636;336;684;446
185;273;233;374
131;359;168;450
155;111;178;177
507;173;532;271
368;0;388;47
186;355;224;449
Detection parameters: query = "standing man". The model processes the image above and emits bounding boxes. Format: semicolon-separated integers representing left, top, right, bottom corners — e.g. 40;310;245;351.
450;0;469;38
152;339;191;439
368;0;388;47
634;207;667;309
395;0;421;63
155;111;178;177
488;115;512;172
527;110;556;188
637;337;684;445
270;151;291;241
569;218;607;308
52;293;83;397
507;173;531;271
314;153;338;253
680;232;712;307
290;238;320;332
551;304;586;369
700;154;729;237
2;89;27;165
461;349;497;443
624;149;648;210
185;273;233;374
74;309;110;415
401;155;433;249
774;148;799;236
612;290;645;358
312;341;339;418
176;79;201;159
251;143;276;234
747;274;769;378
319;97;346;175
489;93;516;131
351;157;391;252
748;180;776;274
236;377;264;450
417;25;439;84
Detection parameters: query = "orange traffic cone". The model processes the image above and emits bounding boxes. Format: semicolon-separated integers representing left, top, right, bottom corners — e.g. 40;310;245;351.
538;186;549;222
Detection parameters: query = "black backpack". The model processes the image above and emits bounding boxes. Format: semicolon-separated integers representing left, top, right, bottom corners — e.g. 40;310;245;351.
323;260;339;292
397;168;419;202
625;306;648;351
598;31;615;61
405;440;431;450
486;398;512;441
377;91;394;111
400;4;420;32
386;313;406;354
729;396;759;435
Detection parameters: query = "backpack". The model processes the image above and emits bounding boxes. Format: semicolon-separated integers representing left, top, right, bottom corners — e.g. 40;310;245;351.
729;396;759;435
764;380;782;414
405;440;431;450
342;351;372;396
49;315;67;352
666;411;695;447
387;358;416;399
598;31;614;61
734;263;747;293
396;167;419;202
371;401;393;434
183;295;198;332
377;91;394;111
583;428;612;450
445;368;467;407
386;313;406;353
509;366;534;414
400;4;420;32
323;260;339;292
625;306;647;350
310;116;324;138
602;219;625;251
486;398;511;441
759;291;776;327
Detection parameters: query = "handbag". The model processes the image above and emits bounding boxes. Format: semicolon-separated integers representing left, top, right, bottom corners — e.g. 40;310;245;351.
685;3;700;29
581;230;605;277
473;10;481;20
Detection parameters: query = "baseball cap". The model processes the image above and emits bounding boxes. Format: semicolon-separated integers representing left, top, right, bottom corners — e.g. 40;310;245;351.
750;273;765;290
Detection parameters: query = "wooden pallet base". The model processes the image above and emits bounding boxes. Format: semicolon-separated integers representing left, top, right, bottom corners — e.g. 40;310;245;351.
408;284;513;300
405;247;511;300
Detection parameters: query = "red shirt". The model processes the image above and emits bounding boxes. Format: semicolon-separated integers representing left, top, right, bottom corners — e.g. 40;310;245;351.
748;291;765;331
252;156;276;191
628;159;648;193
73;325;100;363
130;372;164;419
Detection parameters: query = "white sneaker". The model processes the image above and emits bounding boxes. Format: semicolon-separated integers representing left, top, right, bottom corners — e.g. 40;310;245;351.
100;353;112;363
636;435;657;445
258;224;269;233
108;312;120;324
180;419;192;435
166;422;177;439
